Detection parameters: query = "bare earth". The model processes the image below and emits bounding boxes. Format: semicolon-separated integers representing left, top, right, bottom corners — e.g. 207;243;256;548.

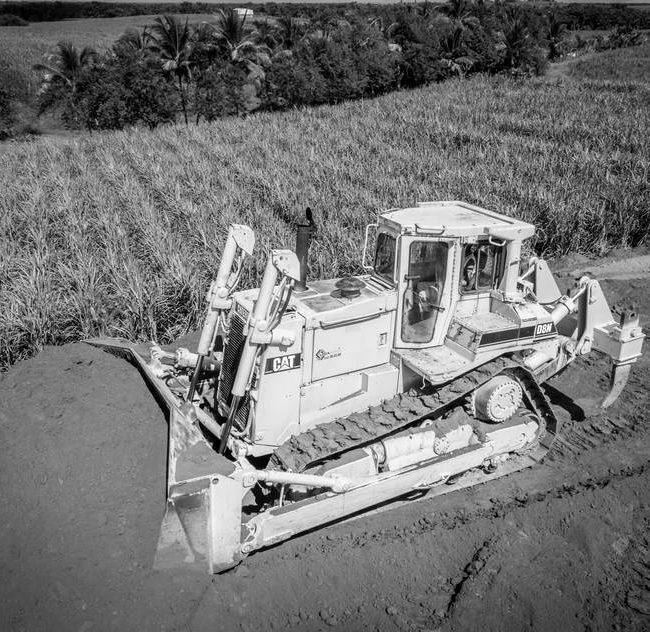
0;256;648;632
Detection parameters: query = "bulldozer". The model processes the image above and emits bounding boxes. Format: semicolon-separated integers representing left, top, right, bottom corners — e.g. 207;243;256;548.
89;201;644;573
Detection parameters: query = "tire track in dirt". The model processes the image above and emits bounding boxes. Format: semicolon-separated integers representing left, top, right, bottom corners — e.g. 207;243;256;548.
285;448;649;556
628;546;650;617
214;348;649;631
204;433;648;632
201;315;650;632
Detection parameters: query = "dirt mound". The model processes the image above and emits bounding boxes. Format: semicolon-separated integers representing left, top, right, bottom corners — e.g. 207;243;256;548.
0;343;170;631
0;280;648;632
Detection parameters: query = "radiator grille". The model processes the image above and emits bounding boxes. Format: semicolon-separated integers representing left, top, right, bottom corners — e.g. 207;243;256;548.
217;312;251;432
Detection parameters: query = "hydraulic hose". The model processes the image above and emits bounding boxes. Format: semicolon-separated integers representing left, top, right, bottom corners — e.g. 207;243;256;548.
219;395;242;454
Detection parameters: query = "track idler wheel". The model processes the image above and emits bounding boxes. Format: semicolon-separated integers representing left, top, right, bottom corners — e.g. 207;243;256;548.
471;375;523;423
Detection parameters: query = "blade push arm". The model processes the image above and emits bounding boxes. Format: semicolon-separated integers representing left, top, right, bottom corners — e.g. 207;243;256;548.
219;249;301;454
198;224;256;357
187;225;255;402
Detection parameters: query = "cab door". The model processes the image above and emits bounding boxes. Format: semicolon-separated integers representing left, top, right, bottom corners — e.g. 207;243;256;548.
396;238;455;348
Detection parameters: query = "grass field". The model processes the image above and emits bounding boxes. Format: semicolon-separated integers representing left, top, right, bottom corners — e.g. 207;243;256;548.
0;44;648;368
568;40;650;81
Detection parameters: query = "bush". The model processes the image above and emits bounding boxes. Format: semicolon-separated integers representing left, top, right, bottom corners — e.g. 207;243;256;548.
0;13;28;26
263;51;326;110
547;3;650;31
351;26;401;96
195;63;255;120
0;64;31;139
297;33;367;104
70;53;179;130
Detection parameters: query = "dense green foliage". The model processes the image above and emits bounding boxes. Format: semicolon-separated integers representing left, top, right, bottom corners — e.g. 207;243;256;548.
548;3;650;31
0;63;31;139
33;3;555;132
2;2;646;139
0;13;29;26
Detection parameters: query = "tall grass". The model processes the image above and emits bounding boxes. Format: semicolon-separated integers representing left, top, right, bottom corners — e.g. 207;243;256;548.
568;40;650;83
1;70;648;368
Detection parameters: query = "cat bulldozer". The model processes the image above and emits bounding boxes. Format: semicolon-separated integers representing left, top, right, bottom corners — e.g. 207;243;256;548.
89;201;644;573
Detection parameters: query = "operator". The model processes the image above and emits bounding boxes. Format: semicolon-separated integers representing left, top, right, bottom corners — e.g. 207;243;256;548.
461;256;477;290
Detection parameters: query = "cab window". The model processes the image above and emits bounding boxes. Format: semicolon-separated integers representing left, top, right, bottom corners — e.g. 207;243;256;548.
374;232;396;282
460;243;503;293
401;241;448;343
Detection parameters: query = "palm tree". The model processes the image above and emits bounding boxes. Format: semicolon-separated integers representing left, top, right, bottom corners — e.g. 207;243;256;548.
209;7;271;111
254;17;279;49
211;8;271;69
501;9;531;70
443;0;474;21
415;0;436;19
212;8;250;49
150;15;194;125
441;24;465;58
546;11;567;61
192;21;220;63
115;27;154;55
33;41;96;95
276;16;305;50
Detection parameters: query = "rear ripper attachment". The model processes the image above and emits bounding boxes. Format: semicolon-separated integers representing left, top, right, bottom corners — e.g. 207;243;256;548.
87;201;644;573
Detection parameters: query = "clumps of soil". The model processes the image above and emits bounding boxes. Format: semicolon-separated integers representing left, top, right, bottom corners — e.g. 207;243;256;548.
0;343;168;631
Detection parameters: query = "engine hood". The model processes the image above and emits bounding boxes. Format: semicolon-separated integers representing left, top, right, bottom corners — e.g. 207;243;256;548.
232;275;397;331
289;276;397;330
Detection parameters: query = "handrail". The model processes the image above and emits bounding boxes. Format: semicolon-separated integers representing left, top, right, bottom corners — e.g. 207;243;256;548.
488;235;507;247
414;223;446;235
319;310;382;330
362;222;378;271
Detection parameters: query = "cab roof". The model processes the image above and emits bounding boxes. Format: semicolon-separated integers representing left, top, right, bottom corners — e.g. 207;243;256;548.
380;201;535;241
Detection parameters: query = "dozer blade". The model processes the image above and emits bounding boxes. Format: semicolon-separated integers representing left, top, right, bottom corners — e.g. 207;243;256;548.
601;362;632;409
154;501;197;570
154;408;241;572
86;337;242;572
86;336;153;363
154;469;244;573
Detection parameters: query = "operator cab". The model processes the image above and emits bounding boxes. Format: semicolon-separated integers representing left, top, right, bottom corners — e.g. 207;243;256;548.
367;201;535;350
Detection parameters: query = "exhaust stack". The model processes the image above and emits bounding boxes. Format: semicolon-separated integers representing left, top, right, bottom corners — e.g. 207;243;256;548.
295;207;317;292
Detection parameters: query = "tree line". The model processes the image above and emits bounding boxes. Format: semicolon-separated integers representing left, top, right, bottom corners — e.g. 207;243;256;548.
1;1;646;137
32;1;560;132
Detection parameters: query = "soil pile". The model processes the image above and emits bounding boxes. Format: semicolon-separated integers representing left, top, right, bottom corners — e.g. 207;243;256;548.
0;343;173;631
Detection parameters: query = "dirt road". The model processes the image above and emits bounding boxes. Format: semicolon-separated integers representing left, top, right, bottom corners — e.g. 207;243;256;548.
0;271;648;632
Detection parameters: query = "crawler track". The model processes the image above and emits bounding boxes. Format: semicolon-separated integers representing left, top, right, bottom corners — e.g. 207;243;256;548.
269;356;558;474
